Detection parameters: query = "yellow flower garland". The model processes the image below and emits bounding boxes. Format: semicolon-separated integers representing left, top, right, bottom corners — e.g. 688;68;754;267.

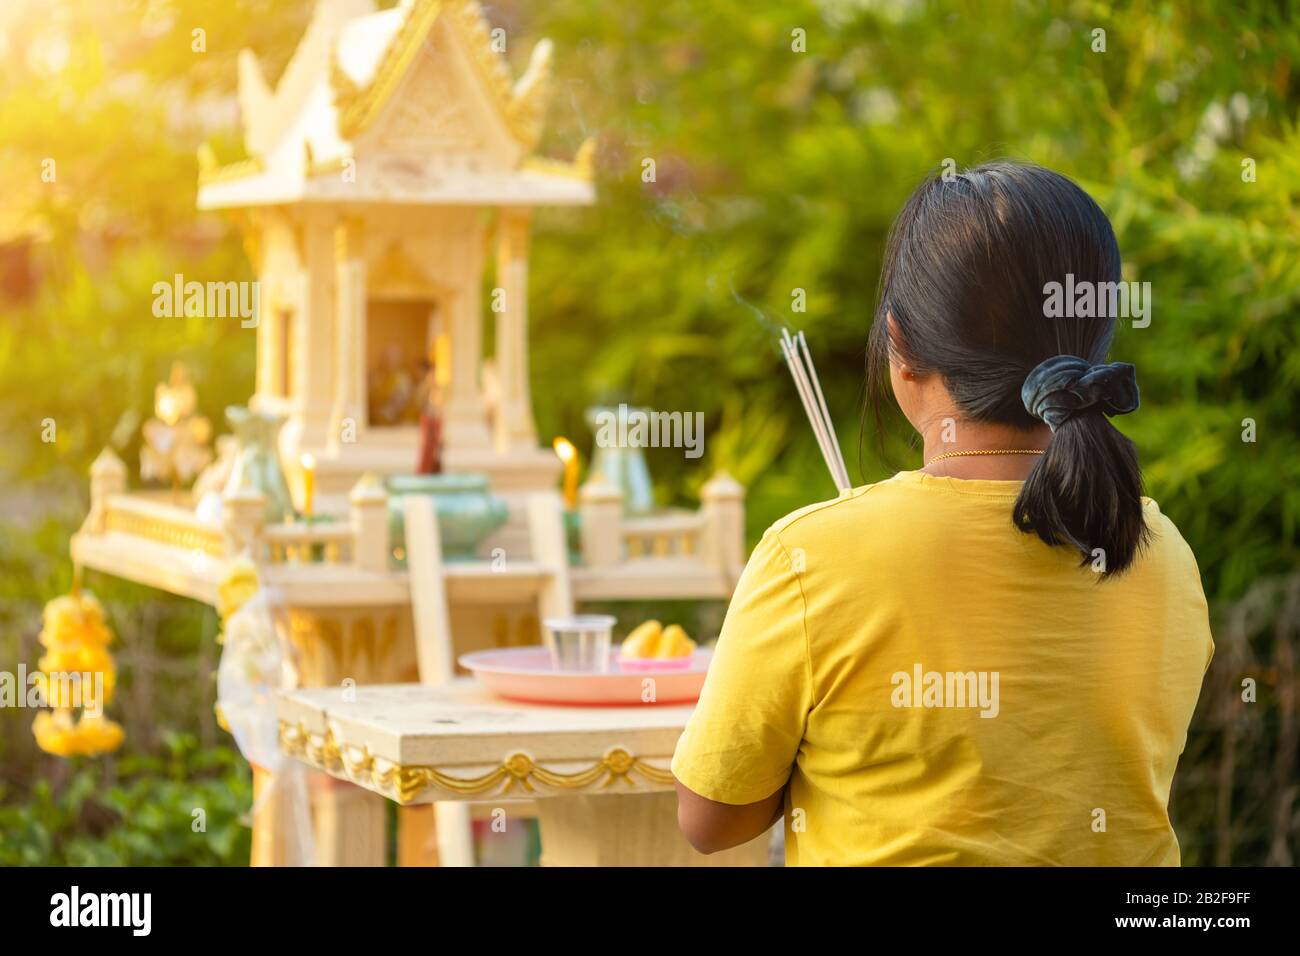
31;590;124;757
217;556;259;627
213;558;262;730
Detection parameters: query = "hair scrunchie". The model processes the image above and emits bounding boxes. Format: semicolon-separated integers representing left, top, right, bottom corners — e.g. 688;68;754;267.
1021;355;1140;431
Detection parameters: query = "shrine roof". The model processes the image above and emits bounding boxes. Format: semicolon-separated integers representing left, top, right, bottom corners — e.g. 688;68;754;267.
197;0;594;210
197;158;595;209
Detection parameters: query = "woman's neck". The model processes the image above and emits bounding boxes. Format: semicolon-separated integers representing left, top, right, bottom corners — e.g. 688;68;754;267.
918;418;1052;480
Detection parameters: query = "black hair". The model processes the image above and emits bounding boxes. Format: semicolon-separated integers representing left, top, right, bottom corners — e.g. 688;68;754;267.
867;160;1148;577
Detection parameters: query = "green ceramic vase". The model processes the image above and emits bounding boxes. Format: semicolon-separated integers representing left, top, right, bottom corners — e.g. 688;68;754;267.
385;473;508;564
585;404;656;516
223;406;294;523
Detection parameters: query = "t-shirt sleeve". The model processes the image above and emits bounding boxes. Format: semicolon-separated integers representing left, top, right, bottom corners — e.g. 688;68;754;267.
670;527;813;805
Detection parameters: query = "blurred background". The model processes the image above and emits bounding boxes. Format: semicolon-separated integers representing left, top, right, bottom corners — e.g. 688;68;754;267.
0;0;1296;865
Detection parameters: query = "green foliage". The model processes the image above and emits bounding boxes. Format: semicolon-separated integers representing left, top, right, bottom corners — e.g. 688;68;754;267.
1173;571;1300;865
3;1;1293;592
518;0;1300;601
0;733;251;866
0;0;1295;865
0;1;310;484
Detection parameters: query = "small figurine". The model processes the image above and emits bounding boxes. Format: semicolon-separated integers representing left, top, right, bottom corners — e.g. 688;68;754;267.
368;344;419;426
140;362;213;494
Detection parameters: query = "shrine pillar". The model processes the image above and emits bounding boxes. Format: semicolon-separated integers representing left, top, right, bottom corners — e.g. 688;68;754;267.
296;209;338;449
330;218;367;449
442;219;492;453
255;279;275;399
494;208;537;451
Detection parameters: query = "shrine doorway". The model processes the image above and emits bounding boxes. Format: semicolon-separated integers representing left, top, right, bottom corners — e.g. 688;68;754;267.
365;297;447;427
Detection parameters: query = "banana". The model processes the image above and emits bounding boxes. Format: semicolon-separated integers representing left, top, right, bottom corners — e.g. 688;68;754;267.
621;619;662;658
622;620;696;659
659;624;696;658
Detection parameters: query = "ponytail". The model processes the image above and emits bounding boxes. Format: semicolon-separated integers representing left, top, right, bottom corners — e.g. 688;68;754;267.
1013;355;1148;577
867;161;1151;577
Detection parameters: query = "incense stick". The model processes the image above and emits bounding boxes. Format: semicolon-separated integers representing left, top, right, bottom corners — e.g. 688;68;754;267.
780;328;850;491
780;335;834;476
783;329;849;490
797;331;850;488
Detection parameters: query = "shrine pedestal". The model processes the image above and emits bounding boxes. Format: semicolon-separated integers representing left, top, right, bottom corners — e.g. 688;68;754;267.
536;792;769;867
277;681;773;868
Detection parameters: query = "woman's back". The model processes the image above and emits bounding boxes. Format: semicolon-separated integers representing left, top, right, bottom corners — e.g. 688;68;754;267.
672;470;1213;866
671;161;1213;863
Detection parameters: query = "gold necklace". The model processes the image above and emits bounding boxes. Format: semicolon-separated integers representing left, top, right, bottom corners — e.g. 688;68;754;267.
926;448;1045;465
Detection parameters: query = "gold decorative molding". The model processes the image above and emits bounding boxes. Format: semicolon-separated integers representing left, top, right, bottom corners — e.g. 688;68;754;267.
332;0;546;149
285;611;400;686
445;0;521;136
504;40;552;152
328;49;360;109
334;0;447;140
367;240;447;299
521;155;592;183
521;138;595;183
197;145;265;186
104;508;226;557
279;721;676;804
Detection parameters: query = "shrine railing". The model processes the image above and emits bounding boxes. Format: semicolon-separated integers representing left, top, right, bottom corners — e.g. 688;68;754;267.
621;512;703;559
576;471;745;588
260;524;356;566
84;449;392;575
100;494;226;558
81;449;746;597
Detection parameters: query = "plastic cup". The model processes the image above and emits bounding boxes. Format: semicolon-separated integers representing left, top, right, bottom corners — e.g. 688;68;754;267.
542;615;616;672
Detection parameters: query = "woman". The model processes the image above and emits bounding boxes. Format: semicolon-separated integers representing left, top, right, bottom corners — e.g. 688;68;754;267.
671;161;1213;866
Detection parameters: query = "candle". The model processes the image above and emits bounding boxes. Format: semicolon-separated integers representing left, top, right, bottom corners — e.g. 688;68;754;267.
552;437;579;508
300;453;316;517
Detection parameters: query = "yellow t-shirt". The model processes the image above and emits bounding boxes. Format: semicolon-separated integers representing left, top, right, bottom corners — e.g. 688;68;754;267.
671;470;1213;866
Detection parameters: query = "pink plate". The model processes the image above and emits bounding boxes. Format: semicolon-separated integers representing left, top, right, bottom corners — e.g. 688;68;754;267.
459;647;713;706
615;654;695;671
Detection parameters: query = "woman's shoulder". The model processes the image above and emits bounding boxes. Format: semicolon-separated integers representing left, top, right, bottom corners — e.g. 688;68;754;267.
1139;498;1203;575
761;479;1203;580
763;476;911;549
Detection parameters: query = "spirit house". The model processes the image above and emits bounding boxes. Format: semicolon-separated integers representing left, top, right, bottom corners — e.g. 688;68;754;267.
198;0;595;512
72;0;749;868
